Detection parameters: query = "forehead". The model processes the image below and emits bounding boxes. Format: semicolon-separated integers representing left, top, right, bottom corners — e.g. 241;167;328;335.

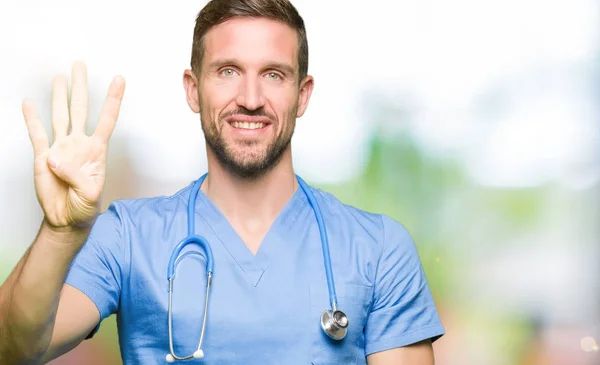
202;17;299;68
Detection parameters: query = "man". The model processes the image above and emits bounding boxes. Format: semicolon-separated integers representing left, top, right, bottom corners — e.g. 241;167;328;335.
0;0;444;364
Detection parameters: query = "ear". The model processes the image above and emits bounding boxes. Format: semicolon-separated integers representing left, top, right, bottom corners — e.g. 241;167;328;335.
183;69;201;113
296;75;314;118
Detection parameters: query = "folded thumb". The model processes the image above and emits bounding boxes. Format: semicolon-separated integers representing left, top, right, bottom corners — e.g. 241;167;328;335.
48;154;60;169
47;155;88;193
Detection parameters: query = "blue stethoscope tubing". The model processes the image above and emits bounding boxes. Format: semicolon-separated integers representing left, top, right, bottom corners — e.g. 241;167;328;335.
165;173;347;362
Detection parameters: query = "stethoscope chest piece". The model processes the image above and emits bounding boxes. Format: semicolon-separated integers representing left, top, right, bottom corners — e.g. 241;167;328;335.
320;309;349;340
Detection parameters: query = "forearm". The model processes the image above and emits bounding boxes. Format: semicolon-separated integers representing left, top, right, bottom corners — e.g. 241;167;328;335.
0;221;89;363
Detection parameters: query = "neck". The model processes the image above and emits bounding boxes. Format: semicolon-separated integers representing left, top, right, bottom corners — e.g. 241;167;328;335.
201;148;298;227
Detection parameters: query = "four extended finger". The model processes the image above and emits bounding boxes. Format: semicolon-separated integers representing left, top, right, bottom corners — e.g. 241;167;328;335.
69;62;88;135
94;75;126;142
22;99;49;155
52;75;69;141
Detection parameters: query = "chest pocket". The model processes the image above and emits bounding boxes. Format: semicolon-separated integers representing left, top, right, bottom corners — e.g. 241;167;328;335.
309;283;373;365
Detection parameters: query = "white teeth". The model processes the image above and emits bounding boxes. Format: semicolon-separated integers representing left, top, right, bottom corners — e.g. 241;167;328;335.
231;121;266;129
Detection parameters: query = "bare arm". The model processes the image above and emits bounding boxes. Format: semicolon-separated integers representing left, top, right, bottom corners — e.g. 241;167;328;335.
366;340;435;365
0;62;125;364
0;223;99;364
40;284;100;363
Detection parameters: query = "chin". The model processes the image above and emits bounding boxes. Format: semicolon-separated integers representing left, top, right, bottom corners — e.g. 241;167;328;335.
228;145;267;161
232;156;268;170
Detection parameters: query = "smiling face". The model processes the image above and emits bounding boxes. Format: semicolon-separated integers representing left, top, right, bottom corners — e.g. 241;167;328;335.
184;17;314;179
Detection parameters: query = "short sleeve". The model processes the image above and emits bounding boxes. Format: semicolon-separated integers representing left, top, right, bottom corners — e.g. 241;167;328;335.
364;215;445;355
64;202;127;338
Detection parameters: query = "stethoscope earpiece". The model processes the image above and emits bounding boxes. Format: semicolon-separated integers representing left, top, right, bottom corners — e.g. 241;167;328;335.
165;349;203;363
320;309;349;340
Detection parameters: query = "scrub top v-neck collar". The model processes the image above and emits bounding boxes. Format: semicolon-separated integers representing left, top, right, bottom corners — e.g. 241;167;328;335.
191;181;308;287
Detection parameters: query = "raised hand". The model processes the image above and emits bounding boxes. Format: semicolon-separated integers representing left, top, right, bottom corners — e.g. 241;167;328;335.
22;62;126;230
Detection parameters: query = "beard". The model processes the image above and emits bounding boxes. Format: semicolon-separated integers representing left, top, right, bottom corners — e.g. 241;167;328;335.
202;106;295;180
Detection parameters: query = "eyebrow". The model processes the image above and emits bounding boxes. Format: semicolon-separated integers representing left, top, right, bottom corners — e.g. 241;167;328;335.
207;58;296;77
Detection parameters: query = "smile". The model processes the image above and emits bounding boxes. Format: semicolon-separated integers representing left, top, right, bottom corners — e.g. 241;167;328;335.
230;121;267;130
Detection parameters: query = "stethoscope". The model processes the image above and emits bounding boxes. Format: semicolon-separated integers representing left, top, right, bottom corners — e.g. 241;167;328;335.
165;173;348;363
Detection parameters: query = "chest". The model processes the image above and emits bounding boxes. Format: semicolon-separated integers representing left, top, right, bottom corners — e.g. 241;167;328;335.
117;211;376;364
230;218;273;255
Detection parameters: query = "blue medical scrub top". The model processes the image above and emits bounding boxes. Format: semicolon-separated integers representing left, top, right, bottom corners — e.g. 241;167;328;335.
65;176;445;364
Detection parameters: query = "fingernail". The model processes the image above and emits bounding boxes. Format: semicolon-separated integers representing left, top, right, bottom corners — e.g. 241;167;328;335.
48;155;60;169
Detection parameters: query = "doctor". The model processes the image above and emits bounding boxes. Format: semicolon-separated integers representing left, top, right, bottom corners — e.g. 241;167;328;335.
0;0;444;364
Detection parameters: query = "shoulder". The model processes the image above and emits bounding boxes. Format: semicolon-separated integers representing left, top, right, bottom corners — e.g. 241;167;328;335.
91;180;197;236
307;186;413;247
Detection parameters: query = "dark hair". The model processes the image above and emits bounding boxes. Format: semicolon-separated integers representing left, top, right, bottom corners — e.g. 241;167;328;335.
191;0;308;81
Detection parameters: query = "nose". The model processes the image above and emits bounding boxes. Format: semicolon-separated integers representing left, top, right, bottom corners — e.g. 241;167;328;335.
235;75;266;111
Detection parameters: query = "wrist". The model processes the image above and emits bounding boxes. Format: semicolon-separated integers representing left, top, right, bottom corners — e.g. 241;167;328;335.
40;219;92;249
42;212;98;232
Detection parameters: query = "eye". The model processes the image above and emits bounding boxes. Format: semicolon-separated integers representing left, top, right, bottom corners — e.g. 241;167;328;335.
220;68;238;77
265;72;282;80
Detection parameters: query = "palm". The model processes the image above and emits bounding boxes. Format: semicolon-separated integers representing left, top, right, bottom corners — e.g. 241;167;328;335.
33;134;107;227
23;62;125;229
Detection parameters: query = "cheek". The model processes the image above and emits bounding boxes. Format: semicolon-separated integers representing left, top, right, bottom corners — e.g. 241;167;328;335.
265;88;299;131
200;83;239;126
